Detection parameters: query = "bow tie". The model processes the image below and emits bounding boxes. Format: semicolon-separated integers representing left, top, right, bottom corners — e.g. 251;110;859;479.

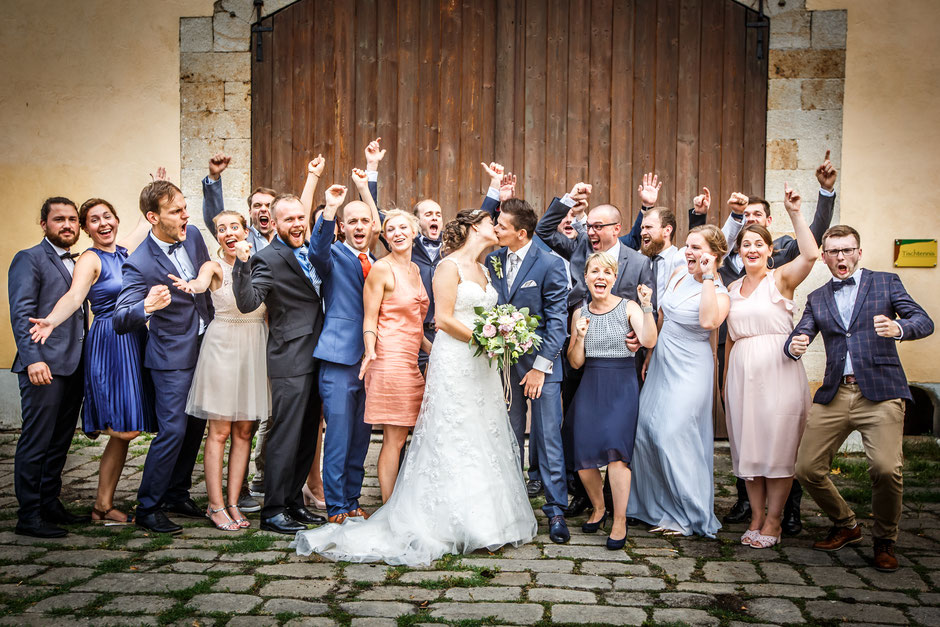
59;252;78;261
167;241;184;254
420;235;442;248
832;276;856;291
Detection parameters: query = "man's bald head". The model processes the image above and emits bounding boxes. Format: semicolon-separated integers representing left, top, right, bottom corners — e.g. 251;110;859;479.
340;200;374;252
586;204;623;252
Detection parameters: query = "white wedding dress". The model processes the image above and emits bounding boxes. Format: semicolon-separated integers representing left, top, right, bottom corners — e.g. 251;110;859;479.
292;259;537;565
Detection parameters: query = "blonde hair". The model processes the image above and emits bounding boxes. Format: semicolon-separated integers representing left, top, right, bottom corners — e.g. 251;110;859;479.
382;208;419;236
688;224;728;267
584;251;618;276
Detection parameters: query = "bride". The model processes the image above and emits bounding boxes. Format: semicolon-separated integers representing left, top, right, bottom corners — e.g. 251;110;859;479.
293;208;537;565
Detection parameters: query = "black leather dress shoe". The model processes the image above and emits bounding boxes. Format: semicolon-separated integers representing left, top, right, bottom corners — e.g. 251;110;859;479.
163;498;203;519
526;479;543;498
261;513;306;534
548;515;570;544
722;499;752;525
136;510;183;534
286;506;325;525
41;500;90;525
16;517;67;538
782;507;803;536
564;494;590;518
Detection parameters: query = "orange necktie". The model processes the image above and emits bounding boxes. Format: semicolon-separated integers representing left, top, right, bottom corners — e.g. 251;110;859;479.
358;253;372;278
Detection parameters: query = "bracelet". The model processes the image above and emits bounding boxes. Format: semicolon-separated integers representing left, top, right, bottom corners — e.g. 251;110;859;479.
702;273;715;281
363;330;377;337
641;305;653;313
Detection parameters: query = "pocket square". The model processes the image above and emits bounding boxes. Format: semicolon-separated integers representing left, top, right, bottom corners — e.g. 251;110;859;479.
519;280;537;288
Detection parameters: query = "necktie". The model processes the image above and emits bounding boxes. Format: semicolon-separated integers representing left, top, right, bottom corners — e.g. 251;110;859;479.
507;252;521;289
833;276;856;291
359;253;372;279
295;245;321;295
167;241;183;254
59;252;78;261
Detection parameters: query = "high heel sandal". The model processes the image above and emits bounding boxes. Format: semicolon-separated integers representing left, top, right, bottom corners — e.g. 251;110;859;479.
302;484;327;511
225;504;250;528
741;529;760;545
91;506;133;525
581;509;608;534
750;533;781;549
206;506;240;531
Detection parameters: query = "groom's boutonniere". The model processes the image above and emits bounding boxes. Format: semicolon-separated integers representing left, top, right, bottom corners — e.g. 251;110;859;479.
490;256;503;279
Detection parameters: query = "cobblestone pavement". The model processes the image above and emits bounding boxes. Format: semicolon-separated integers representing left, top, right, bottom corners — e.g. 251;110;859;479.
0;432;937;626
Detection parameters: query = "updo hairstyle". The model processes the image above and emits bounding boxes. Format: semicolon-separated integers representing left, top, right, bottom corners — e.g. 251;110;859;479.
688;224;729;267
442;208;491;254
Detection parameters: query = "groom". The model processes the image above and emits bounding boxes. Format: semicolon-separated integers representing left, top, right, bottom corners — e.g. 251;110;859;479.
486;199;571;544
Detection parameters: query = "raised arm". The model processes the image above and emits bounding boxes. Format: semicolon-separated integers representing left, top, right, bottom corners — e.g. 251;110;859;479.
232;243;270;314
566;309;588;369
696;252;730;330
809;150;837;244
479;162;505;219
300;154;325;217
350;168;381;238
432;260;473;342
627;285;658;348
776;183;821;297
364;137;384;206
621;173;662;249
27;251;101;344
202;153;231;236
309;185;347;276
535;182;591;260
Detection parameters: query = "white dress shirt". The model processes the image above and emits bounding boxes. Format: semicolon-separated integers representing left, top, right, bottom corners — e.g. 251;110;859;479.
149;232;206;333
45;238;75;277
833;268;861;376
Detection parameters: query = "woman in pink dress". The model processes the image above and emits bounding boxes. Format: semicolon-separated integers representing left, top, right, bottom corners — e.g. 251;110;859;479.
359;209;431;503
724;184;819;549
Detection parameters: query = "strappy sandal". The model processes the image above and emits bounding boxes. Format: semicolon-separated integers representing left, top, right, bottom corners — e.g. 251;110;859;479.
750;533;781;549
91;506;133;525
741;529;760;545
225;504;250;528
206;506;240;531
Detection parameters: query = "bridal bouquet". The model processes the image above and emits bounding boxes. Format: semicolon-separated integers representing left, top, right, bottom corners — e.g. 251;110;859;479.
470;304;542;370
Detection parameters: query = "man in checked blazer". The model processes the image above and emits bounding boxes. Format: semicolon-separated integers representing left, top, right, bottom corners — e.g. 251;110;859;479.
785;224;933;572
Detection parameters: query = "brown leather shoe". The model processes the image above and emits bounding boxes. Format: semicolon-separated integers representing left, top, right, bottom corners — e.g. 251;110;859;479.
813;525;862;551
327;513;348;524
348;507;370;520
873;539;899;572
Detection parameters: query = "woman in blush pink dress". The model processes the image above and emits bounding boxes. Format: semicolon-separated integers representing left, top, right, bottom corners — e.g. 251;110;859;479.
359;209;431;503
724;184;819;549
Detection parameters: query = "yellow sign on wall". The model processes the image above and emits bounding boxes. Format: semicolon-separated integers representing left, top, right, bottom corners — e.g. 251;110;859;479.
894;239;937;267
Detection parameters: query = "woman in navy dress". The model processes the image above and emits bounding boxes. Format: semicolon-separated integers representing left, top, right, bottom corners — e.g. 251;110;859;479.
567;252;657;549
29;197;153;523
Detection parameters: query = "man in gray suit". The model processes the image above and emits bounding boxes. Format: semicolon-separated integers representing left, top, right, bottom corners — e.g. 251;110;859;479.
8;197;88;537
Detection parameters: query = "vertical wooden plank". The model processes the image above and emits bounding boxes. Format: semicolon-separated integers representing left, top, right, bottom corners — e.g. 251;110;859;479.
742;4;768;199
523;0;547;214
631;0;656;215
250;15;274;189
609;0;635;218
355;0;378;183
543;0;568;209
494;0;516;173
417;0;441;203
377;0;399;202
438;0;461;219
334;0;356;196
397;0;419;211
588;0;613;205
481;0;497;183
697;0;724;227
270;7;295;193
458;0;484;210
675;0;702;243
290;0;314;195
511;0;526;199
565;0;590;195
718;0;746;227
654;0;679;215
312;0;335;203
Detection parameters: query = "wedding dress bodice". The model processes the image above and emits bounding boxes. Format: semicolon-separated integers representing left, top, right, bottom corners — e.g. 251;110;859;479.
446;259;499;332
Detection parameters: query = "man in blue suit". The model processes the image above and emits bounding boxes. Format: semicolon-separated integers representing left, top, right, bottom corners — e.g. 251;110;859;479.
202;152;276;253
486;199;571;544
309;182;382;523
114;180;214;534
785;224;933;572
9;197;88;538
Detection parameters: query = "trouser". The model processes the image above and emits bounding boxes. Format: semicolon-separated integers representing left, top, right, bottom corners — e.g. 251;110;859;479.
795;385;905;542
320;361;371;517
15;370;83;521
137;367;206;515
248;415;270;489
263;371;321;518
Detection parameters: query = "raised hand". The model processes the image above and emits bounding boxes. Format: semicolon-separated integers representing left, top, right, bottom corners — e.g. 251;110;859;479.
308;154;325;177
168;273;197;294
208;153;231;180
575;316;590;339
783;182;802;214
571;198;589;219
569;182;592;205
637;284;653;308
325;184;348;208
144;285;171;314
699;252;717;276
365;137;386;170
27;317;54;344
637;172;662;207
789;333;810;357
873;314;902;339
154;166;168;182
499;172;516;202
234;241;252;262
816;149;837;191
692;187;711;215
727;192;749;214
351;168;369;189
481;162;505;190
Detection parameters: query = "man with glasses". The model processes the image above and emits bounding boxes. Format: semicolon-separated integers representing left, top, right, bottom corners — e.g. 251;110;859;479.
786;224;933;572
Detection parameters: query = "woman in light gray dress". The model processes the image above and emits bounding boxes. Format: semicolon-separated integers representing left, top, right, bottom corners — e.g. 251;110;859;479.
627;225;730;537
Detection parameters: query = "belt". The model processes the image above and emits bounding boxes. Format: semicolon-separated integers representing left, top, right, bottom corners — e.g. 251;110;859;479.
423;322;436;332
841;374;857;385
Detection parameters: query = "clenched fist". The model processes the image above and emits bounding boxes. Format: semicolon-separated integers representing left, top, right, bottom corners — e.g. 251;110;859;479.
144;285;171;314
789;334;810;357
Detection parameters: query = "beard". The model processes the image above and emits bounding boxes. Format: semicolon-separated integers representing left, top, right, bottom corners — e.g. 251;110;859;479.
641;238;665;257
46;230;78;249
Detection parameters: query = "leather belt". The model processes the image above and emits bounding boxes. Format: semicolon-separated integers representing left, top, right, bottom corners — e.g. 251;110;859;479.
841;375;857;385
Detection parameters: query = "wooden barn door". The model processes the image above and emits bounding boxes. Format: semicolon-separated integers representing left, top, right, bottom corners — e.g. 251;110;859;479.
251;0;768;436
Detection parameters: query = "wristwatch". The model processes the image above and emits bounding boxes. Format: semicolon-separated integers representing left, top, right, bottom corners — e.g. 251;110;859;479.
641;305;654;313
702;273;715;281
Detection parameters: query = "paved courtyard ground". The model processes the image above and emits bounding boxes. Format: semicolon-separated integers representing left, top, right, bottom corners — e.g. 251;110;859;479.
0;431;937;626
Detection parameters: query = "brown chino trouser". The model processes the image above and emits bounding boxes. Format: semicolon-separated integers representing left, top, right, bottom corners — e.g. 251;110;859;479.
795;383;905;542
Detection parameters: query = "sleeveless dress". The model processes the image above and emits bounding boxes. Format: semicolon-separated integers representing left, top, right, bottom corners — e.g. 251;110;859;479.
292;258;537;565
364;261;430;426
186;259;270;421
628;269;727;537
725;270;810;478
84;247;155;433
570;298;638;471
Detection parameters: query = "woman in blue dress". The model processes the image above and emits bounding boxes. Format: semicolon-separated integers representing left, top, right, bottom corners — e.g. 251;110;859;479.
627;224;730;537
29;197;153;524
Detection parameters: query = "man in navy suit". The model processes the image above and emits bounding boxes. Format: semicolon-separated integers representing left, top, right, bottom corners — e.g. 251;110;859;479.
8;197;88;537
114;180;214;534
202;152;276;253
310;182;382;523
785;224;933;572
486;199;570;544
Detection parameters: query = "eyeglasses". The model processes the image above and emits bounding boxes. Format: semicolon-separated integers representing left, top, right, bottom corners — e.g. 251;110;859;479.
823;247;858;257
586;222;618;232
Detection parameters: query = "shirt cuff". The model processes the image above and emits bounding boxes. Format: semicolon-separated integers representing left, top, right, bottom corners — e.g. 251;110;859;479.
560;194;576;208
895;323;904;340
786;343;802;359
819;187;835;197
366;170;378;182
730;212;744;222
486;187;500;200
203;175;218;186
533;355;554;374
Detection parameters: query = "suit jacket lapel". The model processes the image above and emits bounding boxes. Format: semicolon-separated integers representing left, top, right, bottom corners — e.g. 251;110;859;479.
491;249;509;302
41;239;73;286
847;269;872;330
822;283;844;330
146;235;183;281
613;245;631;293
273;239;316;294
508;245;539;301
337;242;366;286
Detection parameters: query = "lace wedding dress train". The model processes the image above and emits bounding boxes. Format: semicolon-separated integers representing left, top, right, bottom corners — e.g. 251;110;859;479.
292;260;537;565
